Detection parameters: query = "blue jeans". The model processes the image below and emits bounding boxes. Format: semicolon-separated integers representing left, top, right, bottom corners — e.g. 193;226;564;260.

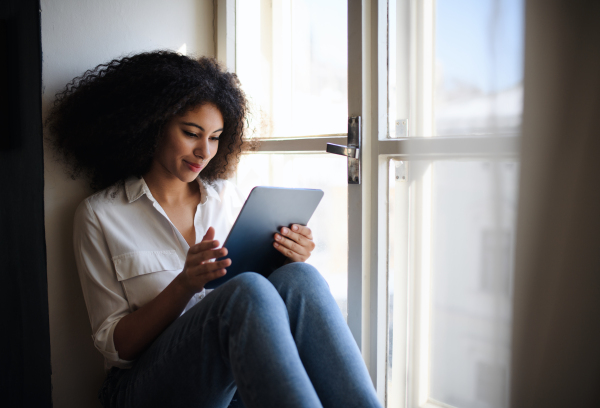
99;263;382;408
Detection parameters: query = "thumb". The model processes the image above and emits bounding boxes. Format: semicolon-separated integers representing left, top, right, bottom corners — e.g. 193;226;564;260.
202;226;215;242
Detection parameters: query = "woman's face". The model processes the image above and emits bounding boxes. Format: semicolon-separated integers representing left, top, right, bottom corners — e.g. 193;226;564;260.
152;103;223;183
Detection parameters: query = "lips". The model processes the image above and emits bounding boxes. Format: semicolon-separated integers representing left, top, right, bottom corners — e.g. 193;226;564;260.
184;160;203;172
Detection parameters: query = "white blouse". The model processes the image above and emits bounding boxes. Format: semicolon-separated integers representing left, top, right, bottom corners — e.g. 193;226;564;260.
73;176;243;370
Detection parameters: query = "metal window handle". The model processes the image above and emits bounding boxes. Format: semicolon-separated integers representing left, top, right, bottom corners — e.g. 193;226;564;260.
326;143;359;159
326;116;361;184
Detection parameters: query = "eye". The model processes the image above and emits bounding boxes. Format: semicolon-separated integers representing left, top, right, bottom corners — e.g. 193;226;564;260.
210;136;220;142
183;130;197;138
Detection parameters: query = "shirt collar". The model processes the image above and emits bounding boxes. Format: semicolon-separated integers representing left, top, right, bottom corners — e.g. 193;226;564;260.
124;176;147;203
124;176;221;204
199;179;221;204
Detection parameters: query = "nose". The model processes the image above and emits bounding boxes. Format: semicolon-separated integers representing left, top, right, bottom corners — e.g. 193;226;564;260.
194;138;210;160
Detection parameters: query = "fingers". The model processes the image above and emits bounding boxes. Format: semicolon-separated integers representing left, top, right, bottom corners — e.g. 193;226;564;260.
280;227;302;245
274;234;309;257
185;225;231;274
276;226;316;252
186;256;231;277
188;227;218;254
189;239;220;254
187;247;228;269
202;226;215;242
185;259;229;290
202;267;228;283
181;227;230;291
197;246;228;263
290;224;313;240
273;225;315;262
273;238;309;262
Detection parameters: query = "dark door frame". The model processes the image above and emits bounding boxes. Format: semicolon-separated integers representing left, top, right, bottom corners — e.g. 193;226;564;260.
0;0;52;406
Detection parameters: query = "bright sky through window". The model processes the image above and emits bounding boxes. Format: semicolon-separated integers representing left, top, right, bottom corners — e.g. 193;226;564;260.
436;0;524;94
435;0;524;136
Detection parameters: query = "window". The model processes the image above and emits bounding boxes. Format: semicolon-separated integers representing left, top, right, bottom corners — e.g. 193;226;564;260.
219;1;524;407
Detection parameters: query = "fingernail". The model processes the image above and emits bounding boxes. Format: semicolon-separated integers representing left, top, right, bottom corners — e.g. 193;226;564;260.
274;242;279;248
275;234;281;241
292;225;298;231
282;227;289;234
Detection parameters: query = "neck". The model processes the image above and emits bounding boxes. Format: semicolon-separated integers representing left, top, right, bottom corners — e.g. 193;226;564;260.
143;164;199;206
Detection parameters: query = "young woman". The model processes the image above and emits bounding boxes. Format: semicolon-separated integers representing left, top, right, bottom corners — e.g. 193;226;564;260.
47;51;382;408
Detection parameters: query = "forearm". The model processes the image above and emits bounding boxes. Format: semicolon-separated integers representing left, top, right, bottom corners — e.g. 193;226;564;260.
113;273;195;361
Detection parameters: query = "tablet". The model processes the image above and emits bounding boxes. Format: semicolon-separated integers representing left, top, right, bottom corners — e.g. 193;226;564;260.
204;186;324;289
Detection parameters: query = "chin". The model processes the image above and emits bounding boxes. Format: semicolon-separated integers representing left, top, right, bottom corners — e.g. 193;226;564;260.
176;166;201;182
182;174;200;183
171;170;197;184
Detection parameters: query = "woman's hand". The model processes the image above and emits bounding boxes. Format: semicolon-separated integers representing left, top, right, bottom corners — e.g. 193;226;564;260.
176;227;231;295
273;224;316;263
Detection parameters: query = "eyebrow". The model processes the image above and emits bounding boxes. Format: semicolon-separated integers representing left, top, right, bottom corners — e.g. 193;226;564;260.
181;121;223;133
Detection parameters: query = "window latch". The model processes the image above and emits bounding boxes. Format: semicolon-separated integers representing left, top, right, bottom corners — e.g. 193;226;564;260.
326;116;361;184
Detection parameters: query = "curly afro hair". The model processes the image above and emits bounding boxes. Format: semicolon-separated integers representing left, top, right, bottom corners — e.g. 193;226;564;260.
46;51;249;191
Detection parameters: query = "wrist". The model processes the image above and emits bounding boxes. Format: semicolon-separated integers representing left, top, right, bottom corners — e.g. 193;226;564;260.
174;271;198;299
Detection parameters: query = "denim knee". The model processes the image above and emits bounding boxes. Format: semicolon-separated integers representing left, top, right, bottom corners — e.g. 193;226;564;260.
229;272;271;293
268;262;329;295
226;272;284;310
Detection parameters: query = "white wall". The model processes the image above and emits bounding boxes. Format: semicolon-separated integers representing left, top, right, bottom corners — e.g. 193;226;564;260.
41;1;215;406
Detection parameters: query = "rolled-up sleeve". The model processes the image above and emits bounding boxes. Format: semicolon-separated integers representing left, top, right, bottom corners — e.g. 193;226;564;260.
73;199;134;368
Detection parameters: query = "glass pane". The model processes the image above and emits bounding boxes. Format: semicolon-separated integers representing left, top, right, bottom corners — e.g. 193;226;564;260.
435;0;525;136
236;0;347;138
429;160;518;408
387;159;518;408
388;0;525;137
235;153;348;317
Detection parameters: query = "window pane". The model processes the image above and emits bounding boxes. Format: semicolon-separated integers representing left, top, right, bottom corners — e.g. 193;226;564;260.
429;160;518;408
235;153;348;317
387;159;518;408
389;0;525;138
435;0;525;136
236;0;348;138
